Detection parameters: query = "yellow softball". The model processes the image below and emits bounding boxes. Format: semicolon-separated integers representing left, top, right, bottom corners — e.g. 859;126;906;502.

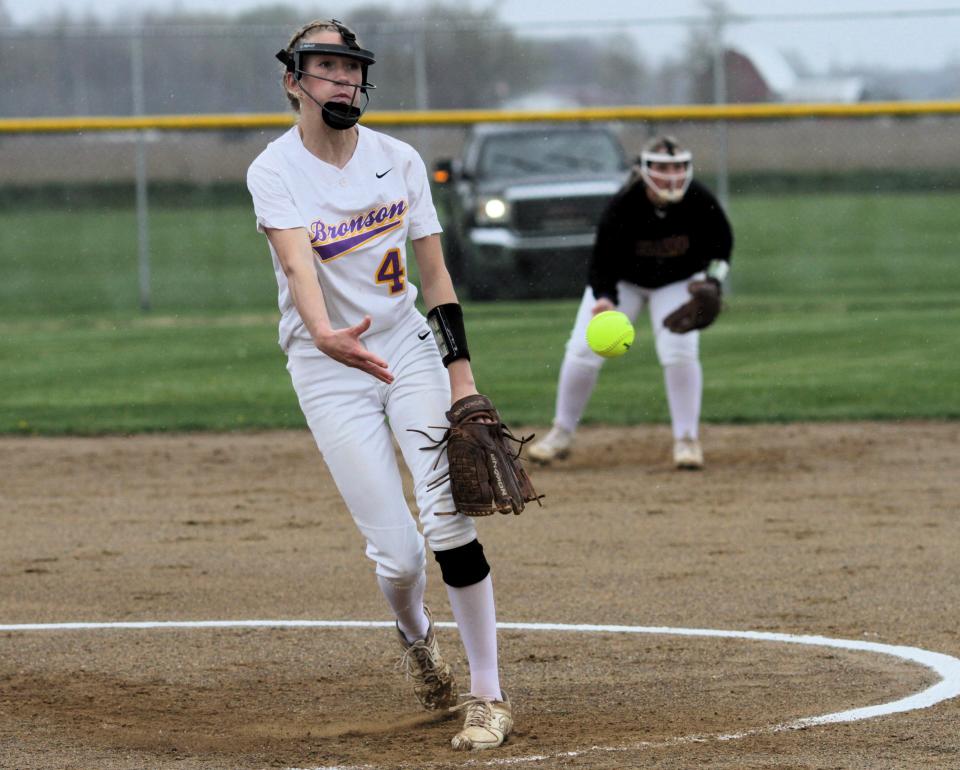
586;311;635;358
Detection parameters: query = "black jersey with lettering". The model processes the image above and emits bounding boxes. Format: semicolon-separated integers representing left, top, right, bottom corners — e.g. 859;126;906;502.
588;178;733;303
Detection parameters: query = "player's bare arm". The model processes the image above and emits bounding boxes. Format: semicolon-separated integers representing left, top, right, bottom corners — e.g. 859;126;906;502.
265;226;394;384
412;233;457;313
413;234;478;402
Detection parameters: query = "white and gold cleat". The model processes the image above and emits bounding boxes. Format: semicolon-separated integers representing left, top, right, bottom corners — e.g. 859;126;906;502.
673;435;704;470
450;693;513;751
527;425;573;464
396;606;457;711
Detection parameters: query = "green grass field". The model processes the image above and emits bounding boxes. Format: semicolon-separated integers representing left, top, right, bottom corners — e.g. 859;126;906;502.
2;191;958;434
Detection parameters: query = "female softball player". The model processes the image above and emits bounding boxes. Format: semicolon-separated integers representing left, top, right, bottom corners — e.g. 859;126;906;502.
528;135;734;469
246;19;511;750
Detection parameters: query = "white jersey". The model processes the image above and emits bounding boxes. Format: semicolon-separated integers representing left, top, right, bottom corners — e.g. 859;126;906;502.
247;124;442;352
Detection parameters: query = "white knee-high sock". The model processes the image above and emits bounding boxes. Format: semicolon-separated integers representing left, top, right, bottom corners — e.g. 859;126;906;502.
555;358;601;434
377;572;429;643
664;361;702;440
446;574;501;700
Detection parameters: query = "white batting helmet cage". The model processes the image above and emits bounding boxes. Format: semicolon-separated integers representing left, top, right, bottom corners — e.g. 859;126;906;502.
638;134;693;204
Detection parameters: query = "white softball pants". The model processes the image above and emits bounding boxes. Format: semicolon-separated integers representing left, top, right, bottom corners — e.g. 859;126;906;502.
566;277;702;369
553;277;704;438
286;309;478;582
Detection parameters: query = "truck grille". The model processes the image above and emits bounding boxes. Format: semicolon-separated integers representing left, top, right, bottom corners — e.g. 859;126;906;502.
512;195;610;235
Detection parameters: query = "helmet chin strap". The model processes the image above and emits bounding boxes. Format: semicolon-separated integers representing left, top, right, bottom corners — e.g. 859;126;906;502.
321;101;364;130
297;73;369;130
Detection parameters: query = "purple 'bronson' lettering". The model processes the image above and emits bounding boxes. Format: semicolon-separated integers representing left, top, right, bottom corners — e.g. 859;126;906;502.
312;219;403;262
309;199;407;247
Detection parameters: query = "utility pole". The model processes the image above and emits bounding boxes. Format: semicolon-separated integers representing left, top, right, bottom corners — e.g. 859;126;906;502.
131;25;151;312
704;0;729;209
413;22;431;159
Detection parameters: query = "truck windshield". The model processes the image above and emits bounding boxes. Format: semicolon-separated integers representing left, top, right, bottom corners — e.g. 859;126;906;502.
476;131;624;180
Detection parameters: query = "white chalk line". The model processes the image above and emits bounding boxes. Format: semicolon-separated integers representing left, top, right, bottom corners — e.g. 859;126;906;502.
2;619;958;769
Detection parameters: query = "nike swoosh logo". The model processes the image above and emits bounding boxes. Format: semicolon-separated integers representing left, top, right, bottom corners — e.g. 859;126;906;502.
376;168;392;179
418;330;430;340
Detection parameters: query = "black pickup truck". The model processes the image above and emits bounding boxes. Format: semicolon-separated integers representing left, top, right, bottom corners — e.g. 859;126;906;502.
432;124;630;300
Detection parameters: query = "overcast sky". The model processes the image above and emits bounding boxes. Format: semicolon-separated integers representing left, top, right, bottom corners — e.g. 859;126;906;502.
6;0;960;72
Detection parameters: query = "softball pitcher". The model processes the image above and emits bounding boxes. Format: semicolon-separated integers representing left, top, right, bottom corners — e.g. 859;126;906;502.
246;19;512;750
528;135;734;469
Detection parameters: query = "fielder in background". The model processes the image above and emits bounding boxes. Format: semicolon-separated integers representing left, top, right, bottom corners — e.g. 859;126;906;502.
246;19;514;750
528;135;734;469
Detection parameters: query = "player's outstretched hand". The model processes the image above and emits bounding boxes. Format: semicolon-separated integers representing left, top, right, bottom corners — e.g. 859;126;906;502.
591;297;616;316
315;315;394;384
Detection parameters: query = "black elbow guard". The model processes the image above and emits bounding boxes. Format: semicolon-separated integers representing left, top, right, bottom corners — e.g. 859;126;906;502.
426;303;470;367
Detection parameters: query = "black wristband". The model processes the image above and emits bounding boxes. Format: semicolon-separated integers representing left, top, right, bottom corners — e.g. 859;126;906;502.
426;303;471;367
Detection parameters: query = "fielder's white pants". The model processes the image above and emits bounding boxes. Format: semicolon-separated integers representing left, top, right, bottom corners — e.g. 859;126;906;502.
566;277;702;369
553;277;703;437
286;309;478;582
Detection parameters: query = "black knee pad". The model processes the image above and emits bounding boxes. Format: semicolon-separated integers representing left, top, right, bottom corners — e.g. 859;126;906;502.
433;539;490;588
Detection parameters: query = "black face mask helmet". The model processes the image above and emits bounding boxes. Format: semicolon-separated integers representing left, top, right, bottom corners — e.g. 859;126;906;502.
276;19;376;130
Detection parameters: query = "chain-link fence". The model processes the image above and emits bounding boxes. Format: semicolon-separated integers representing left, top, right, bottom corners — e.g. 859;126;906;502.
3;10;960;312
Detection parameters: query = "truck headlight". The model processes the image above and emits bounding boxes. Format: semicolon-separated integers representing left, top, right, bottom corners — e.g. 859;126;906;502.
475;196;511;225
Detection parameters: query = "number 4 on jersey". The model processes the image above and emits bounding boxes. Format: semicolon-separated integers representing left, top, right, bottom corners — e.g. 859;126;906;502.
375;247;406;295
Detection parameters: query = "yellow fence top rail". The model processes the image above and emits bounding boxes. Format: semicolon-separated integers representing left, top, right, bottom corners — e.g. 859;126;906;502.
3;100;960;134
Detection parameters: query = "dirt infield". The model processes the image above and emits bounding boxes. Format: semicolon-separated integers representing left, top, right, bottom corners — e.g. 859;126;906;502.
1;422;959;770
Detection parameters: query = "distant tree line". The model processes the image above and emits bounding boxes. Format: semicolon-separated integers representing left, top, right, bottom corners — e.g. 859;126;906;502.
0;3;704;118
5;2;947;119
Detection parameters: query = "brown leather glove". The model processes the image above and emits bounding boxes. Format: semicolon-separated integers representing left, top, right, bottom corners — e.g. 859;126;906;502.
441;395;541;516
663;279;722;334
